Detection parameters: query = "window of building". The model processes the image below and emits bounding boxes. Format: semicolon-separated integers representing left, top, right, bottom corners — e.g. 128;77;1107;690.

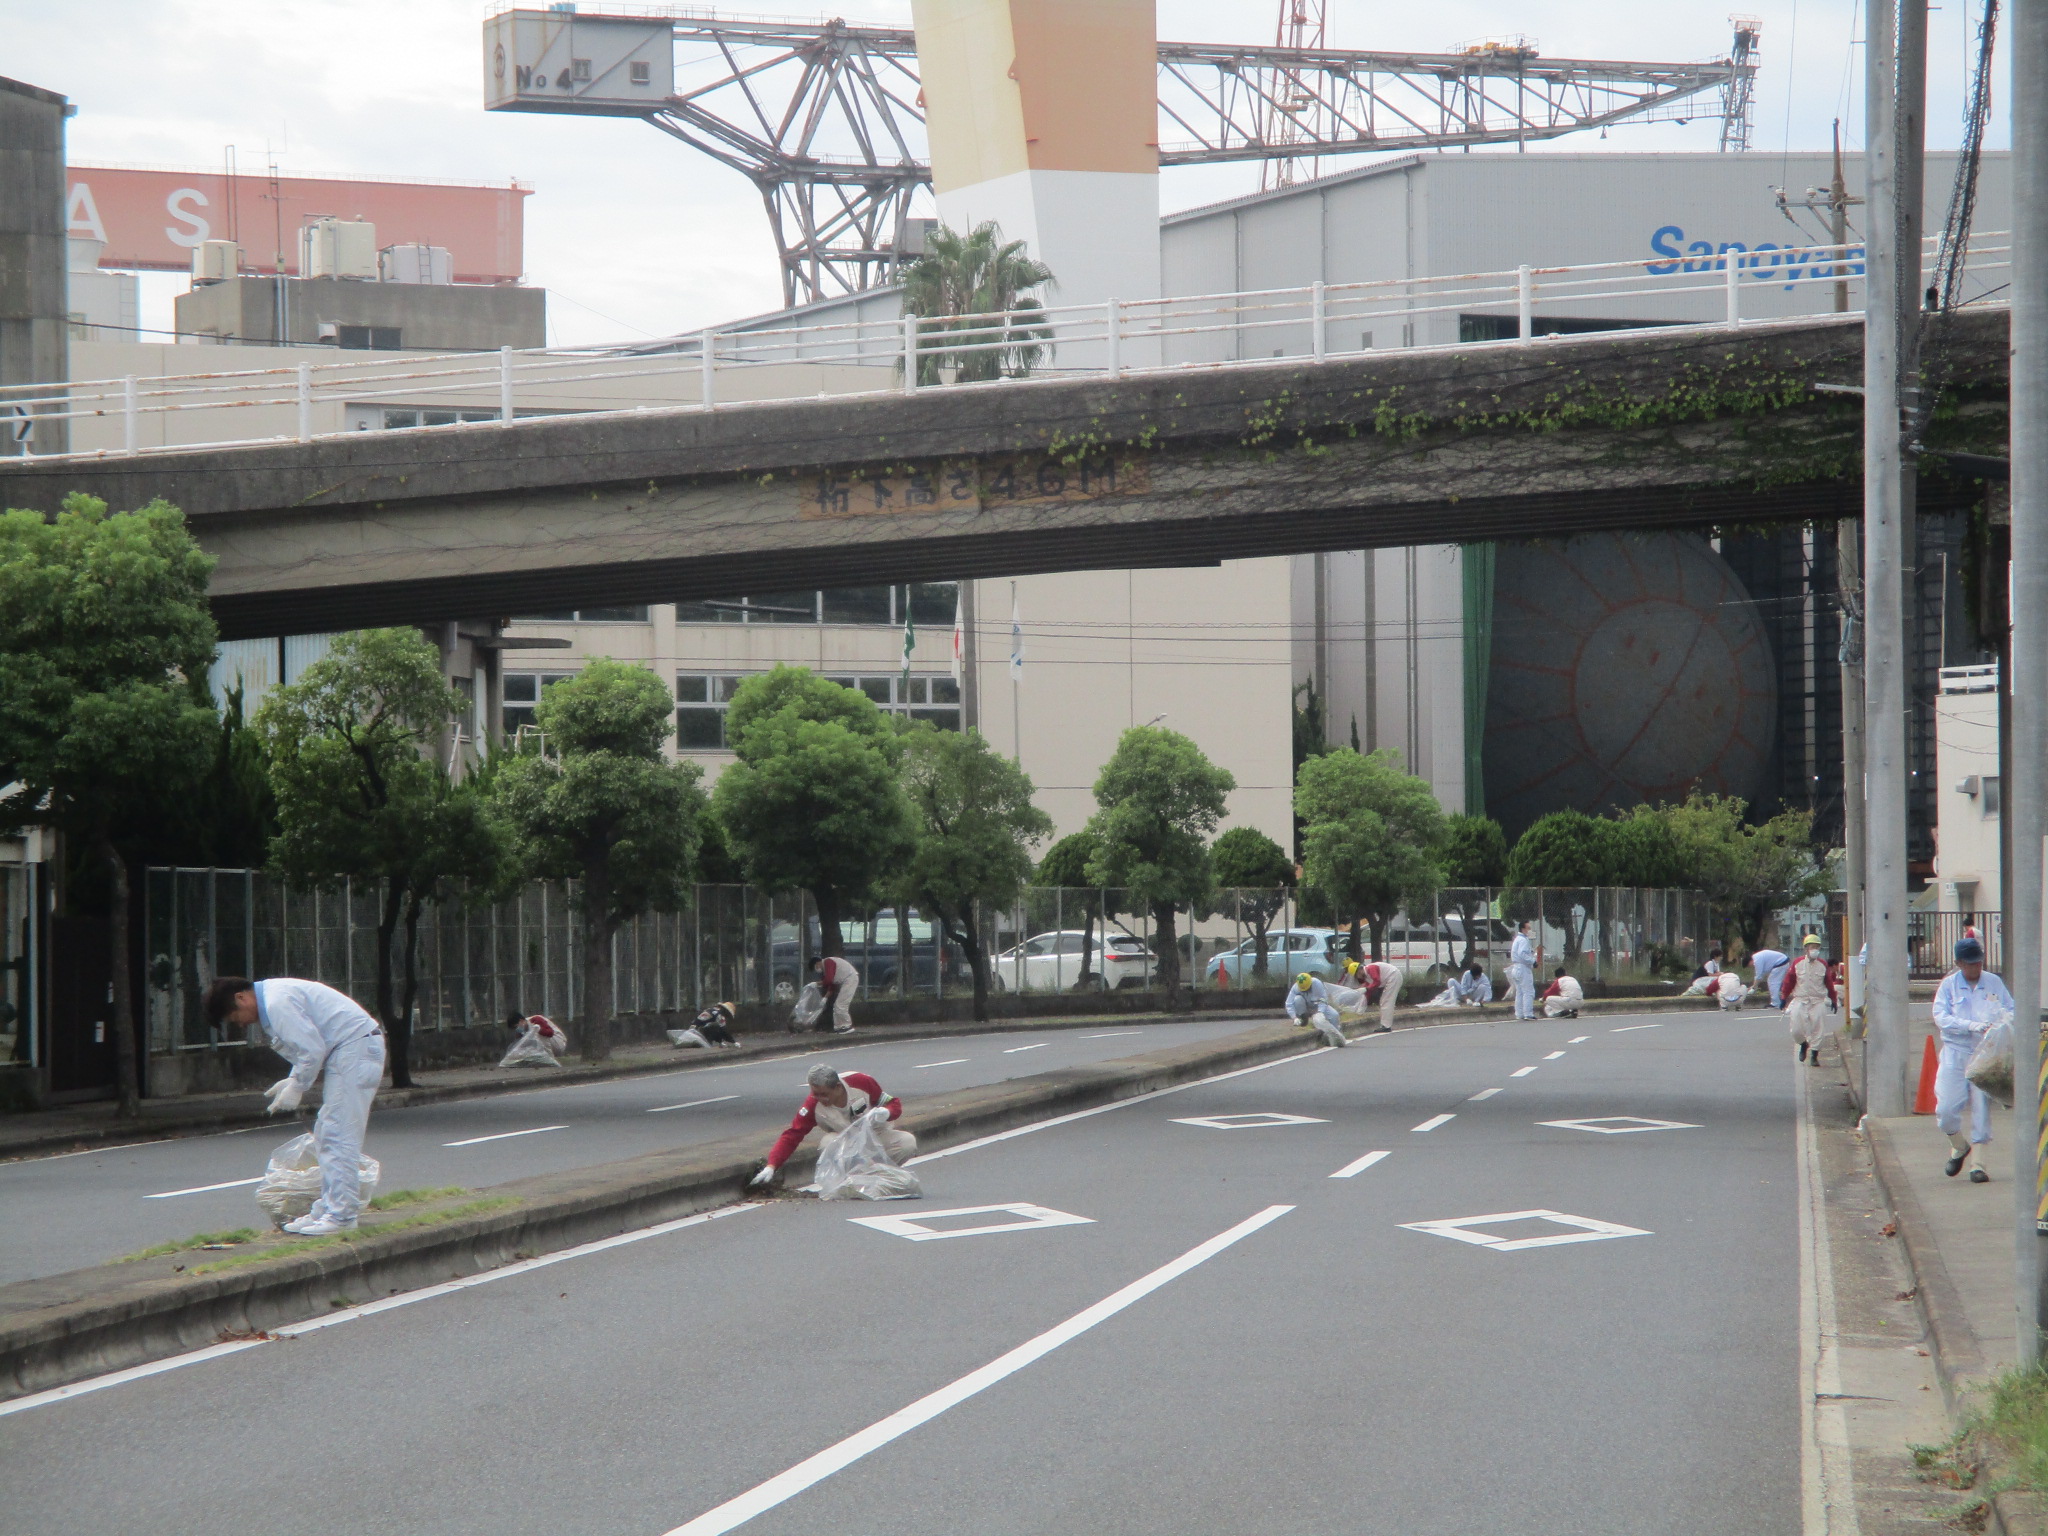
629;60;652;85
675;673;747;749
1984;775;2002;817
503;671;576;736
514;606;651;623
675;670;960;749
1458;314;1673;344
336;324;402;351
674;582;957;628
377;408;503;430
571;57;592;81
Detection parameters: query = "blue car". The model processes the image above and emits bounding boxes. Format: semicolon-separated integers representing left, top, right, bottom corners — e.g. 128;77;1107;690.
1210;928;1346;985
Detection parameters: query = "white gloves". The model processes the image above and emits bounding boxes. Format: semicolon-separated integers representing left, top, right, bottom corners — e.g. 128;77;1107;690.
748;1164;778;1187
864;1106;892;1127
265;1078;305;1115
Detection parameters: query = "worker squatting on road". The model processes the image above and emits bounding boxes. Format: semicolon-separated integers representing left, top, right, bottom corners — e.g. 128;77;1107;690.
1540;968;1583;1018
811;955;859;1034
1507;922;1541;1019
1783;935;1838;1064
749;1064;914;1187
1286;973;1349;1048
1932;934;2015;1184
202;976;385;1235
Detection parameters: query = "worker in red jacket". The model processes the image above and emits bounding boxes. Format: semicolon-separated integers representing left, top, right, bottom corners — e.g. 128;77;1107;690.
812;955;860;1034
749;1064;914;1186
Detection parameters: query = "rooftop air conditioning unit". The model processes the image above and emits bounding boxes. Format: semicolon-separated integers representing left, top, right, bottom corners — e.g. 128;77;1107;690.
379;243;454;285
191;239;241;284
302;216;377;280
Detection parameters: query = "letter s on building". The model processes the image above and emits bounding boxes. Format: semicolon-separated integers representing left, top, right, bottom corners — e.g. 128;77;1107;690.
165;187;211;248
1646;225;1684;276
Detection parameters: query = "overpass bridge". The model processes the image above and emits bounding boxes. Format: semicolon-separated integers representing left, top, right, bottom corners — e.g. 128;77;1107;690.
0;252;2010;640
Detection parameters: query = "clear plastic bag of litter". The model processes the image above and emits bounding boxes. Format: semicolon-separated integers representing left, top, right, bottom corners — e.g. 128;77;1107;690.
500;1019;568;1068
254;1133;380;1228
791;982;827;1032
666;1026;712;1049
814;1113;921;1202
1966;1013;2017;1106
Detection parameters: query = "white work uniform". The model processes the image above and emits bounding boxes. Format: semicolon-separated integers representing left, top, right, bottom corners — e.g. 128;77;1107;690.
817;957;860;1032
256;978;385;1224
1932;967;2015;1148
1285;981;1347;1047
1507;933;1537;1019
1542;975;1584;1017
1359;962;1403;1031
1714;973;1750;1010
1784;955;1834;1047
1749;950;1789;1009
1452;968;1493;1005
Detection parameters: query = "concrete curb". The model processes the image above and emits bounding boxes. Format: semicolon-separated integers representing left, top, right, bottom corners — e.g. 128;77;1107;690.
0;1017;1338;1404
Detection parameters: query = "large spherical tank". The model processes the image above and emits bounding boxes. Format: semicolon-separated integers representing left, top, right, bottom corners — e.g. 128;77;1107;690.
1482;532;1775;837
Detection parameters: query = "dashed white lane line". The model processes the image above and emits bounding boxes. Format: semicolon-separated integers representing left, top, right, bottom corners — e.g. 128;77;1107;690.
660;1204;1296;1536
1568;1036;1590;1043
1002;1043;1049;1054
1510;1066;1538;1078
1611;1023;1663;1033
1411;1113;1456;1133
1329;1149;1393;1179
144;1176;263;1199
1543;1051;1566;1060
443;1126;568;1147
912;1059;969;1069
1082;1031;1140;1039
1467;1088;1501;1101
647;1096;740;1114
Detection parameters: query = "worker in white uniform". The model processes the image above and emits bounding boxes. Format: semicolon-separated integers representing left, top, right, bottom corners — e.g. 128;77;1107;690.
1748;947;1790;1010
203;975;386;1235
1286;973;1349;1048
1713;971;1750;1010
811;955;859;1034
1931;934;2013;1183
1540;967;1584;1018
1451;959;1494;1005
1783;934;1838;1064
1338;959;1403;1033
1507;922;1541;1020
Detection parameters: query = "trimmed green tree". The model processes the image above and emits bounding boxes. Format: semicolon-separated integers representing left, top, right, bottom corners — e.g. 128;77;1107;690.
1436;812;1507;966
1649;791;1830;953
1295;749;1446;962
1084;726;1236;1007
1210;825;1294;979
0;495;219;1114
256;628;502;1087
712;665;913;958
897;726;1052;1020
1503;809;1615;972
495;659;705;1062
1037;829;1116;989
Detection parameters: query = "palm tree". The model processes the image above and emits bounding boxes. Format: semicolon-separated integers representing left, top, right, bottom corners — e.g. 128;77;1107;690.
899;222;1055;385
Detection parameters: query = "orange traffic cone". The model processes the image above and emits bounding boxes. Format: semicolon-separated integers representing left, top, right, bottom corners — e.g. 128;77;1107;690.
1913;1034;1940;1115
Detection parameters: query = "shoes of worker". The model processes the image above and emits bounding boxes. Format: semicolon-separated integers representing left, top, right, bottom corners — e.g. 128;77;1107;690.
1946;1152;1969;1177
1374;1024;1393;1034
1971;1168;1991;1183
1798;1042;1809;1062
282;1213;356;1236
832;1026;856;1035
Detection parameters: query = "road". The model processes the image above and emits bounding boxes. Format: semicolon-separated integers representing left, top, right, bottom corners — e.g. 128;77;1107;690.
0;1017;1257;1285
1;1009;1804;1536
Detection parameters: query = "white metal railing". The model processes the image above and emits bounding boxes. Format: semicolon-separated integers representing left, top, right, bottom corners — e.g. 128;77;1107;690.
0;232;2011;464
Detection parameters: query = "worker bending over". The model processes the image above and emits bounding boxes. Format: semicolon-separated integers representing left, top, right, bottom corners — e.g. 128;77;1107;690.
1351;959;1403;1033
1783;935;1837;1064
203;976;384;1235
750;1064;913;1186
1749;946;1790;1010
1540;967;1583;1018
811;955;859;1034
1932;935;2013;1184
1286;973;1349;1048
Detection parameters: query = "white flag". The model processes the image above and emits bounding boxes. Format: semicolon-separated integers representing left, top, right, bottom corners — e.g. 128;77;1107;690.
1009;589;1024;681
950;588;964;685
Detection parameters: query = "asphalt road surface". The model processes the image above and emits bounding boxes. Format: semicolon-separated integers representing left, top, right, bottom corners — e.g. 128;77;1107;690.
2;1008;1801;1536
0;1017;1257;1284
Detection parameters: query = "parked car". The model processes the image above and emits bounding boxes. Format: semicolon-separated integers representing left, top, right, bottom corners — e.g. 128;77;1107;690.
991;929;1156;991
769;909;964;999
1211;928;1345;984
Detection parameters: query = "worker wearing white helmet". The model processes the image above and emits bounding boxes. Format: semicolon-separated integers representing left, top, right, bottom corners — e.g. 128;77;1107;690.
1284;972;1348;1048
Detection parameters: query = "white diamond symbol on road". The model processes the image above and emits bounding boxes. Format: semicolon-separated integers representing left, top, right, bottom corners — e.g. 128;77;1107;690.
1537;1116;1701;1135
1400;1209;1652;1253
1170;1112;1331;1131
849;1203;1095;1242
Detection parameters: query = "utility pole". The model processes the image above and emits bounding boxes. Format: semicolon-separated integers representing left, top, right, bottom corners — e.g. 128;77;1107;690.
2010;0;2048;1364
1862;0;1911;1116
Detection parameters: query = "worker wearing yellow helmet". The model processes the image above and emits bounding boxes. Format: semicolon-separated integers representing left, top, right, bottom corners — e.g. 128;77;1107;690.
1284;971;1348;1048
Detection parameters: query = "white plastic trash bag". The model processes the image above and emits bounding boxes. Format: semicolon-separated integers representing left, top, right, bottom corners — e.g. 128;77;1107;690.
1967;1014;2017;1106
500;1016;568;1068
791;982;827;1032
815;1113;921;1202
254;1133;380;1229
666;1026;712;1049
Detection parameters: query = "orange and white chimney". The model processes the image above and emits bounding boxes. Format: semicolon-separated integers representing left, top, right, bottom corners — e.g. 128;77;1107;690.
910;0;1161;316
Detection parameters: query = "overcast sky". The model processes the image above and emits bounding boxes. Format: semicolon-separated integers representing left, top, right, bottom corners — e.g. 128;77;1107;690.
0;1;2010;347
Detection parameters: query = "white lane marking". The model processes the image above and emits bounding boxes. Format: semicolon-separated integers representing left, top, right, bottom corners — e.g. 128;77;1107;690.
442;1126;568;1147
908;1044;1335;1166
1171;1112;1328;1131
1329;1149;1392;1179
1543;1051;1567;1060
1611;1023;1663;1033
143;1176;264;1199
1082;1031;1140;1039
1568;1036;1591;1044
1002;1043;1049;1054
1411;1113;1455;1133
850;1203;1093;1242
0;1202;765;1419
661;1204;1295;1536
1400;1208;1651;1252
912;1059;969;1070
17;1123;268;1165
1796;1043;1859;1533
647;1096;740;1114
1538;1116;1700;1135
1510;1066;1538;1078
1467;1088;1501;1101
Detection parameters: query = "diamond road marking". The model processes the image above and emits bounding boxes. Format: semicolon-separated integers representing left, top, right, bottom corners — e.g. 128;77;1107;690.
849;1202;1095;1242
1170;1112;1331;1131
1537;1116;1701;1135
1399;1208;1652;1252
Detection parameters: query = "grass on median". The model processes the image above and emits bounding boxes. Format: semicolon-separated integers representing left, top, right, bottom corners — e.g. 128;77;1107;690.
1909;1363;2048;1518
191;1197;521;1275
366;1186;468;1211
118;1227;261;1263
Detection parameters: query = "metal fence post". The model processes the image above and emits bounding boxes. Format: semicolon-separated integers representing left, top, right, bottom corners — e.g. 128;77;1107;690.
1725;250;1743;327
902;313;918;395
122;376;138;454
701;329;717;410
1312;280;1327;361
1105;297;1121;378
499;345;515;424
1516;265;1533;341
295;362;312;443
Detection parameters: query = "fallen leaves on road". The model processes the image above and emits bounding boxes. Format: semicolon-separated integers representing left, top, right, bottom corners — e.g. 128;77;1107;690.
1881;1221;1898;1237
